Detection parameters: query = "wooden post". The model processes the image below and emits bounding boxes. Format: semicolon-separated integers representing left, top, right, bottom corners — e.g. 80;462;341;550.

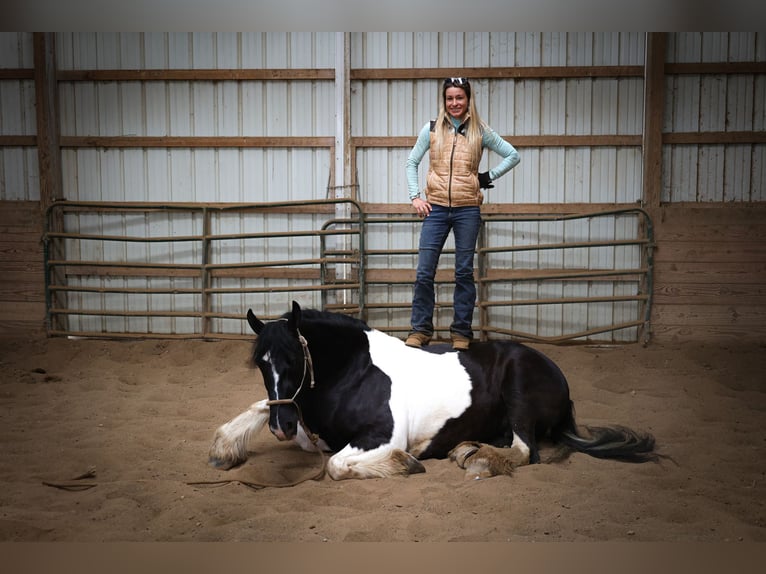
34;32;63;210
640;33;666;344
34;33;65;334
642;32;666;211
332;32;354;313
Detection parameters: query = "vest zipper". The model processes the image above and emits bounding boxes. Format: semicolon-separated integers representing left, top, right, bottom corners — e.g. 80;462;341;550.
448;130;457;206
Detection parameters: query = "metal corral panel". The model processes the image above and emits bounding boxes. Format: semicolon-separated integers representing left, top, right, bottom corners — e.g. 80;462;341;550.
0;32;38;201
663;32;766;203
480;213;644;343
59;206;337;336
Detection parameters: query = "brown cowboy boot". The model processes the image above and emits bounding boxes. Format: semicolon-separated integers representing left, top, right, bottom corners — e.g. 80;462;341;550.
451;333;471;350
405;332;431;348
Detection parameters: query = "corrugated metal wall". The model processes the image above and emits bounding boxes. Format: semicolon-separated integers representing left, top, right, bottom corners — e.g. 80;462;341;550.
354;32;646;205
0;32;38;201
57;33;335;204
664;32;766;202
2;32;763;340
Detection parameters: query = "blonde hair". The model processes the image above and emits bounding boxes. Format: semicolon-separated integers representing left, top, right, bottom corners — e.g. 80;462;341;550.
433;79;486;167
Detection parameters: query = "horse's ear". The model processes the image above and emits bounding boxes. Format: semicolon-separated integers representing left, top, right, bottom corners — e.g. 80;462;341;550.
287;300;302;333
246;309;265;335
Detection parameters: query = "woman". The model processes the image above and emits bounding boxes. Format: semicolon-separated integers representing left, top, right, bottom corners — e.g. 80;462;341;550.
405;77;520;350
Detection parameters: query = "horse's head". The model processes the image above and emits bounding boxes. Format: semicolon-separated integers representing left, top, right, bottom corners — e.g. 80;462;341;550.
247;301;309;442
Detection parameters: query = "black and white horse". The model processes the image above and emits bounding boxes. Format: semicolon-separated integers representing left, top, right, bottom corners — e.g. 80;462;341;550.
209;302;658;480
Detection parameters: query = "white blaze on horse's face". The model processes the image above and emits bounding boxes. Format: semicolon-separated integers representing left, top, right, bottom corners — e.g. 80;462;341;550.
261;351;281;401
258;347;301;442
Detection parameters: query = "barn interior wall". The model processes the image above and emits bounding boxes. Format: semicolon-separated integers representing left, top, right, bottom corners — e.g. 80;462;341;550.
0;32;764;343
0;201;45;336
650;205;766;344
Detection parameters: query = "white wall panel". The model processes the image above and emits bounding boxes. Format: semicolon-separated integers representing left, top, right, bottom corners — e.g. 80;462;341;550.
0;33;38;200
516;33;543;65
414;33;439;68
663;32;764;203
0;148;38;200
62;148;331;203
57;33;337;205
0;32;34;67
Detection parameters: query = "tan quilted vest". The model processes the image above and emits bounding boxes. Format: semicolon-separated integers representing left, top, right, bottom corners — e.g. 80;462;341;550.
425;118;483;207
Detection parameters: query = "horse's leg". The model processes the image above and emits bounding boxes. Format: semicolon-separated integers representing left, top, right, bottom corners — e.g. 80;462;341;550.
326;444;425;480
448;432;532;479
208;399;270;469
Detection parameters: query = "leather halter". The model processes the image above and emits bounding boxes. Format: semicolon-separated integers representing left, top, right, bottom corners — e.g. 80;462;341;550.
266;327;315;404
265;326;320;446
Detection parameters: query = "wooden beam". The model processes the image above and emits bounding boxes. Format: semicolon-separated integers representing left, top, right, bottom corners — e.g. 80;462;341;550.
652;304;766;326
651;324;766;343
665;62;766;75
362;202;643;215
57;69;335;81
653;283;766;306
0;68;34;80
653;241;766;263
642;32;666;211
654;261;766;285
54;131;764;151
0;136;36;147
663;131;766;145
351;66;644;80
34;33;63;210
48;200;337;214
353;135;642;148
60;136;335;148
657;204;766;224
51;63;766;83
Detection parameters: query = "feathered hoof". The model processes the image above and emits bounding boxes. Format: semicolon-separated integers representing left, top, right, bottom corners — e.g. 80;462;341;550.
449;441;517;480
449;441;483;468
208;455;244;470
207;436;248;470
392;449;426;475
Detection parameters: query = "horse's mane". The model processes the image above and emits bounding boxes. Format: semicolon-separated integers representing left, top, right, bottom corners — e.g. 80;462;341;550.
251;308;370;368
251;307;370;365
287;308;371;332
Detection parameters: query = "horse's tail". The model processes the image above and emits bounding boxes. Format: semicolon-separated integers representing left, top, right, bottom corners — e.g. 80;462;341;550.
556;405;659;463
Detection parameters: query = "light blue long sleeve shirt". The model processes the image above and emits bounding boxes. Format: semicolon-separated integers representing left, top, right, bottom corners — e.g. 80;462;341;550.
406;119;520;200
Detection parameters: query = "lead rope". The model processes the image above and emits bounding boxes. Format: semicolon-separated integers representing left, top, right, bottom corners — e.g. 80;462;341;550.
187;329;326;490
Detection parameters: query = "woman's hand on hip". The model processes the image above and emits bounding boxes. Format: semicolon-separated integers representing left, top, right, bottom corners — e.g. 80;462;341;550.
412;197;432;218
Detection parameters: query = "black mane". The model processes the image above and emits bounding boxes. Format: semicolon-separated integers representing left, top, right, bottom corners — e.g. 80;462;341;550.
252;307;371;371
284;307;371;332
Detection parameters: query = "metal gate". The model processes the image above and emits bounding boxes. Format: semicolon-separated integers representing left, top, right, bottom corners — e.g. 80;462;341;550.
44;200;653;343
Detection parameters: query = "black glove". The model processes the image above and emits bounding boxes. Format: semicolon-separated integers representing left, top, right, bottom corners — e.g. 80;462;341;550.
478;171;494;189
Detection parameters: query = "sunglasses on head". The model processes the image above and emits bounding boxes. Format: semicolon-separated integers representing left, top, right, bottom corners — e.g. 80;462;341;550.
444;77;469;87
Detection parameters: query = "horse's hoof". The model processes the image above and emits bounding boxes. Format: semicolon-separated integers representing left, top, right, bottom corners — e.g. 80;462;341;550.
392;449;426;475
208;456;240;470
448;441;482;468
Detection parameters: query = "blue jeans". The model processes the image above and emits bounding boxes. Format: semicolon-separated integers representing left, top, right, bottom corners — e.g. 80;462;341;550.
410;205;481;340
